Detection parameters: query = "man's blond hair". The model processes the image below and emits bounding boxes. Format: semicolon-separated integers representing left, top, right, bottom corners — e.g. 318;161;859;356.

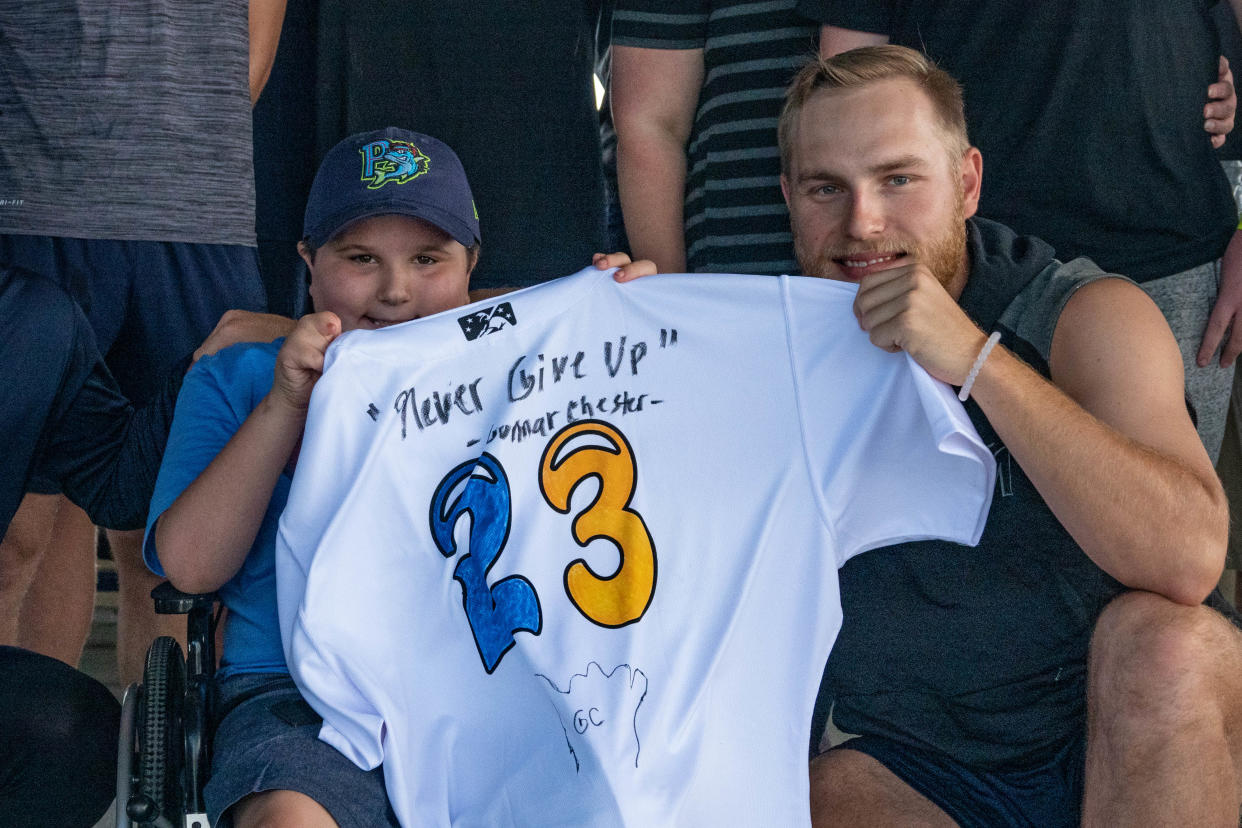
778;45;969;173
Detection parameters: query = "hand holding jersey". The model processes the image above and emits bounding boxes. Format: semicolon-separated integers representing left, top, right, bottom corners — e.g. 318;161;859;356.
851;263;989;386
271;312;343;415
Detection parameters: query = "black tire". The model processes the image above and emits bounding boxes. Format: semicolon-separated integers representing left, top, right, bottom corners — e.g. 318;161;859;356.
128;636;186;825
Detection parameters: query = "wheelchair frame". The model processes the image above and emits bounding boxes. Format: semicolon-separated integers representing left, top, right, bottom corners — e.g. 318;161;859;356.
116;583;218;828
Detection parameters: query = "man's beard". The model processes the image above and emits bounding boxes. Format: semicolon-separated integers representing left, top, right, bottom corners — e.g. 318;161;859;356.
794;196;967;289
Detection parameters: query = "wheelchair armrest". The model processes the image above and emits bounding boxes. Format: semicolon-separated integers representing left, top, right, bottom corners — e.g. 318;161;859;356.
151;581;218;615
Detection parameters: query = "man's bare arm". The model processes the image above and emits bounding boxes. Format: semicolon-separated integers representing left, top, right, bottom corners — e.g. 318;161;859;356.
194;309;295;362
611;45;704;273
249;0;288;105
973;280;1227;603
855;268;1227;604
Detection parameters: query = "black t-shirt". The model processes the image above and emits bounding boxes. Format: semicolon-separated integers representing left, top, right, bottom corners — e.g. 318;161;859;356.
797;0;1236;280
1214;1;1242;161
315;1;607;290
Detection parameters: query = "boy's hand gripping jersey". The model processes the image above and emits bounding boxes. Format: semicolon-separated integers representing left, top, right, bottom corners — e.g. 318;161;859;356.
276;269;996;826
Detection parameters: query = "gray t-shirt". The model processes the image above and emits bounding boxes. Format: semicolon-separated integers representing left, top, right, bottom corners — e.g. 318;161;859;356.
0;0;256;246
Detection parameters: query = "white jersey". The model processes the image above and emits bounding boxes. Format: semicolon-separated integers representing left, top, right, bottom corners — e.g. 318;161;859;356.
276;268;995;827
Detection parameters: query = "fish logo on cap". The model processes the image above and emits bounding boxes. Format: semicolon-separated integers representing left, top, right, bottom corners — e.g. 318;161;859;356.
359;139;430;189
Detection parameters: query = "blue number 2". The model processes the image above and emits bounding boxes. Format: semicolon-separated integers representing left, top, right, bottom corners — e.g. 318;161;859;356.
428;454;542;672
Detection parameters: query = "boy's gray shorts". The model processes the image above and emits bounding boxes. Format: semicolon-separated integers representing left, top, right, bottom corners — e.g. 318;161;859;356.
205;673;399;827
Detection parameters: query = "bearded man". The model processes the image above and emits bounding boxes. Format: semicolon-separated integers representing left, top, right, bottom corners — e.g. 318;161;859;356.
778;46;1242;827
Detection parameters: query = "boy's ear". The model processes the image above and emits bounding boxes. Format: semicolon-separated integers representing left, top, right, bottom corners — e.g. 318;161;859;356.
297;240;315;268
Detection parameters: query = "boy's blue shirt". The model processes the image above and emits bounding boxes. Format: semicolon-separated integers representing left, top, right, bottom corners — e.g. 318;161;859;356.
143;339;291;679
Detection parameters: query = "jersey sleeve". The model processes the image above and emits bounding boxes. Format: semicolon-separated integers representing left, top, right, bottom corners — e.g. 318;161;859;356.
612;0;710;50
275;346;400;770
274;348;379;653
286;606;387;771
784;277;995;566
794;0;895;33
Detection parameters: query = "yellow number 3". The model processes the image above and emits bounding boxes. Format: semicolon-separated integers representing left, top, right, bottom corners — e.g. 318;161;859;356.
539;420;657;628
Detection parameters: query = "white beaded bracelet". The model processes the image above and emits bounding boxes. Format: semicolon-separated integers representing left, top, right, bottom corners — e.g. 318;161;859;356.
958;331;1002;402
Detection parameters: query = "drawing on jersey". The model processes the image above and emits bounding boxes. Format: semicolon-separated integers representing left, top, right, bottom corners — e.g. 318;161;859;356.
536;661;649;769
429;453;543;673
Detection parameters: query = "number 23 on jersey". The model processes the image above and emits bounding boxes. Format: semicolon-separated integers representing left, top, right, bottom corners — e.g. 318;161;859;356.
428;420;658;672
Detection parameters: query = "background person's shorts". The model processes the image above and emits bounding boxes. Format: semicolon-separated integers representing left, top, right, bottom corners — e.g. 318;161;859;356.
206;673;399;828
0;234;265;495
0;234;266;405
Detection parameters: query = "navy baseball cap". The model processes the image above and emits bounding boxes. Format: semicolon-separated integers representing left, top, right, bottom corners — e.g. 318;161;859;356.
303;127;481;249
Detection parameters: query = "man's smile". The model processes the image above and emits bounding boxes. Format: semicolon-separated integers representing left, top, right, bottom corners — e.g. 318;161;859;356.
833;251;908;279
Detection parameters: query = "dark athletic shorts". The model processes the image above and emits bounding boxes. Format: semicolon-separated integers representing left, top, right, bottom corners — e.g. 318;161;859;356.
835;733;1085;828
0;234;265;494
0;234;265;403
207;674;399;828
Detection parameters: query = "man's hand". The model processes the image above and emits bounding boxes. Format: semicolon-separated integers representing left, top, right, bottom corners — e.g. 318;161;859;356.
1206;56;1236;148
271;312;341;413
1198;230;1242;367
194;309;297;362
853;263;987;385
593;252;659;282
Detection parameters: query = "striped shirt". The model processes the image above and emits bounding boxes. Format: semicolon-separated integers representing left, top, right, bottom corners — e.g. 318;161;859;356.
613;1;818;275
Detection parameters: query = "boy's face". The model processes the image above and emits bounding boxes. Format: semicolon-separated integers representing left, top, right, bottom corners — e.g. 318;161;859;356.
302;214;474;333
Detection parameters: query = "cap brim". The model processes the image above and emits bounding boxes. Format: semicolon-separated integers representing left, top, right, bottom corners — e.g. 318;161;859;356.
308;201;478;249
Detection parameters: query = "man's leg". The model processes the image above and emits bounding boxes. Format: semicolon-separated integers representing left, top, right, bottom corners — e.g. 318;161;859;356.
111;526;181;684
0;493;59;645
17;498;97;665
1085;590;1242;826
809;748;957;827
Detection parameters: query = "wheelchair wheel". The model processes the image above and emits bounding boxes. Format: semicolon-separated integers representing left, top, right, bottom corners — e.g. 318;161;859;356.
127;636;186;827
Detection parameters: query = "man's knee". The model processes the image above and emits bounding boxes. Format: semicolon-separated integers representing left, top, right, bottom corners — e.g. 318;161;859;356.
1090;591;1240;724
0;494;59;568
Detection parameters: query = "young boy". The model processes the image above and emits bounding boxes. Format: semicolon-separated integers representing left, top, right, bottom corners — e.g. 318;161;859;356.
144;127;647;827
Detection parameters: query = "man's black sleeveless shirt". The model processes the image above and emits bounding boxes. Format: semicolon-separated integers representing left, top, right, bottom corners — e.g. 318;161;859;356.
822;218;1127;768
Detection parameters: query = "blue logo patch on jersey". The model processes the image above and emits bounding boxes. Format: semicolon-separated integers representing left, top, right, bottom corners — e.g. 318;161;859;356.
458;302;517;341
359;138;430;189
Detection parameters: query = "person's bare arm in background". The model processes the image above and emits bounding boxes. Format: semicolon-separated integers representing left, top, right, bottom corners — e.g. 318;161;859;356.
612;45;703;273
